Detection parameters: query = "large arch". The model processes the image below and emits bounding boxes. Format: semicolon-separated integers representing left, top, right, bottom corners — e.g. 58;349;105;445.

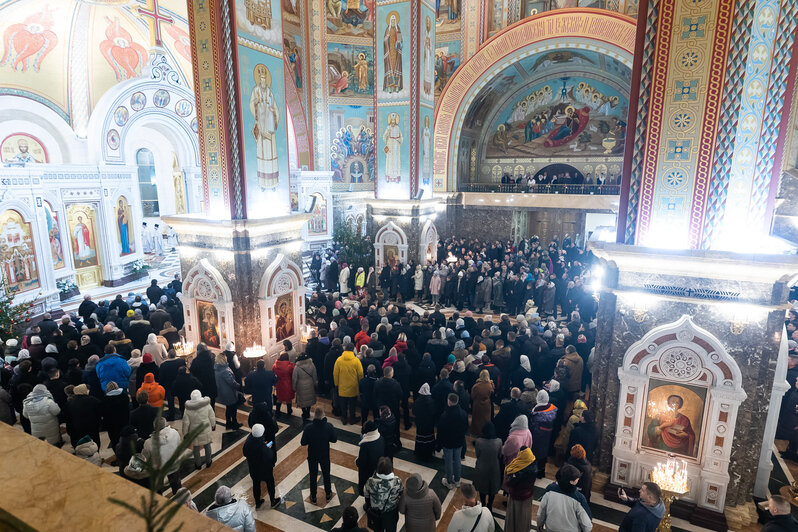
284;63;312;170
433;9;638;192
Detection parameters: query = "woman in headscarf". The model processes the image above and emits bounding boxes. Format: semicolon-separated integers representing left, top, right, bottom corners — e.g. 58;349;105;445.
142;333;167;366
470;369;494;437
503;447;537;532
510;354;534;390
502;415;533;465
529;389;558;478
473;421;502;511
22;384;61;445
413;383;436;460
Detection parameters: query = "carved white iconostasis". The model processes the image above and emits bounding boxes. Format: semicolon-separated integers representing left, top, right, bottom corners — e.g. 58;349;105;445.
611;315;747;512
419;219;439;264
374;221;408;270
297;171;334;246
259;254;306;356
180;259;235;353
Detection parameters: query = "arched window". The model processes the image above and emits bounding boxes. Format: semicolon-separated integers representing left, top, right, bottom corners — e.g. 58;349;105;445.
136;148;160;217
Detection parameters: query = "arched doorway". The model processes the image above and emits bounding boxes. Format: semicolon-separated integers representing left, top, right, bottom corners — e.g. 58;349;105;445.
433;9;637;192
136;148;160;218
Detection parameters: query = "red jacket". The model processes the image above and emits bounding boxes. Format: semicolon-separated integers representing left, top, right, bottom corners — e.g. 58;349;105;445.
393;341;407;353
273;359;295;402
354;330;370;351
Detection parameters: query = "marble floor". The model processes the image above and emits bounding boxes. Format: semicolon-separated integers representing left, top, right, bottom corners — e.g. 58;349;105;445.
49;396;732;532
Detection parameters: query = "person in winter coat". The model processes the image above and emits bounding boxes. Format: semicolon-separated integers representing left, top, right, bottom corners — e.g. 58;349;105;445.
173;367;202;416
292;353;318;420
510;355;533;391
529;389;558;478
429;272;442;306
339;262;351;296
356;421;384;495
135;353;159;392
142;333;167;366
334;344;363;425
301;407;338;503
437;393;468;489
142;417;183;494
96;346;131;393
359;365;379;423
74;434;102;466
138;373;166;408
556;399;588;456
67;384;102;447
364;456;403;532
470;370;494;437
537;463;592;532
159;349;185;420
568;444;593;502
377;404;400;458
205;485;256;532
82;355;103;398
561;345;584;396
190;346;217;406
569;410;599;459
447;483;495;532
243;423;281;508
115;425;143;474
473;422;502;511
183;389;216;469
0;387;15;425
618;482;666;532
504;447;537;532
22;384;61;445
762;495;798;532
503;415;533;466
244;359;278;408
127;350;143;399
399;473;441;532
333;506;369;532
102;381;130;450
129;391;158;439
272;352;295;417
413;383;436;461
215;353;242;429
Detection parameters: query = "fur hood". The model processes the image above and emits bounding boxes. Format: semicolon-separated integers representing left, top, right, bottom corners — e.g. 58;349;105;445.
185;396;211;410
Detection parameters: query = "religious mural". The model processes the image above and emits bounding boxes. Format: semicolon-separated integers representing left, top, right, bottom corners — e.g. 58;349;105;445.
485;76;628;159
0;209;39;295
308;193;327;236
326;0;373;37
329;105;375;184
43;201;64;270
376;101;409;192
284;35;303;89
328;44;373;97
421;11;435;103
642;378;706;459
1;5;59;73
66;204;99;269
419;110;434;192
197;300;221;348
116;196;135;256
275;292;294;342
382;112;403;183
100;17;148;81
434;40;460;97
236;0;283;47
379;10;405;99
282;0;300;25
249;63;281;189
1;134;47;164
435;0;460;33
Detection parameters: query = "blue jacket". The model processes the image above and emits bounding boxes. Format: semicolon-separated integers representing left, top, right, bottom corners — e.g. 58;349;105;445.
619;498;665;532
96;354;132;392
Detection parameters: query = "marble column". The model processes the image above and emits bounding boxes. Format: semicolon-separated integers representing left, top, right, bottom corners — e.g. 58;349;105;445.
618;0;798;250
374;0;435;200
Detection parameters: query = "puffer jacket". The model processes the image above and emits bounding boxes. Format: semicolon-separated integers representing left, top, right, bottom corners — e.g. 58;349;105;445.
292;356;318;408
22;385;61;444
137;373;165;407
142;424;182;474
272;359;295;402
214;363;240;406
95;353;131;392
334;351;363;398
182;396;216;446
205;499;256;532
74;438;102;466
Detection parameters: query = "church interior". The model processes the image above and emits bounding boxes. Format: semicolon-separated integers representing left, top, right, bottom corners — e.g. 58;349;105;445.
2;0;798;531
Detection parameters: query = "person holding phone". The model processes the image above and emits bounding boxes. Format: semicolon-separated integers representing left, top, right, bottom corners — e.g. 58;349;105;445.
617;482;665;532
243;423;281;509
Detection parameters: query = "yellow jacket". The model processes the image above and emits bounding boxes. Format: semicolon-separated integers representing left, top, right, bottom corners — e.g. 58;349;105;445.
333;351;363;398
355;271;365;288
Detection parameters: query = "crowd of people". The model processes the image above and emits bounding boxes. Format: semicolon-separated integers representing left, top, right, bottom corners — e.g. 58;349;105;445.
0;231;796;531
498;171;620;189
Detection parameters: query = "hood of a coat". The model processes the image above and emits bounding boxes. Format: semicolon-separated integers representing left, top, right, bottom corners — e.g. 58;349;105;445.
75;440;98;456
340;350;356;362
185;396;211;410
644;500;666;520
206;500;248;524
404;474;429;499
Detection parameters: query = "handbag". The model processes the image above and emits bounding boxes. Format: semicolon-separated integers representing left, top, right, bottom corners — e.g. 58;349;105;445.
364;498;382;530
469;510;483;532
124;453;149;480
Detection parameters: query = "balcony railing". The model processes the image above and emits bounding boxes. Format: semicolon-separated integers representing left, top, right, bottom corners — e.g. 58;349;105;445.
463;183;621;195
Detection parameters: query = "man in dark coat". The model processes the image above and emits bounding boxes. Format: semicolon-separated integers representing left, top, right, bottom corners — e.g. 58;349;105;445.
172;367;202;416
126;312;153;351
568;410;599;459
243;423;281;508
129;391;158;439
146;280;164;306
762;495;798;532
618;482;666;532
436;393;468;489
373;366;403;427
78;295;98;322
37;313;58;340
159;350;185;420
494;387;522;441
355;421;384;495
244;360;278;409
431;369;454;422
189;347;217;407
391;353;412;429
301;408;338;503
66;384;102;447
305;331;329;389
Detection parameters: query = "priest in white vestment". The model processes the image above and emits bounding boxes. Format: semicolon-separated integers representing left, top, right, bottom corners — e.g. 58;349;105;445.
382;114;403;183
250;64;280;189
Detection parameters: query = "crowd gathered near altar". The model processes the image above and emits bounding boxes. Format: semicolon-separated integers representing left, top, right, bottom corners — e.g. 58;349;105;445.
0;234;797;532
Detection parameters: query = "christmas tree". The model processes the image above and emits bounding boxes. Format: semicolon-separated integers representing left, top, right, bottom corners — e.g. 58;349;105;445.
0;282;32;341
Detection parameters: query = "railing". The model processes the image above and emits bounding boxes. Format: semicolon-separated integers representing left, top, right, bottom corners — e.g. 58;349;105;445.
463;183;621;195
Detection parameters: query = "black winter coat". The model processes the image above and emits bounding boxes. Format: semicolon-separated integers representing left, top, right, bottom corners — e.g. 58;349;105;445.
173;373;202;405
135;362;159;392
158;358;185;392
129;404;158;439
569;421;599;459
356;436;384;487
244;368;278;405
243;434;277;477
248;402;279;445
373;377;402;414
67;395;103;444
301;418;337;461
392;360;411;397
413;395;435;434
190;353;217;401
436;404;467;449
102;391;131;445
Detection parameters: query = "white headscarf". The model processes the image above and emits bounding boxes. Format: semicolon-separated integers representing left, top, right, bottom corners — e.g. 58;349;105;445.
418;383;431;396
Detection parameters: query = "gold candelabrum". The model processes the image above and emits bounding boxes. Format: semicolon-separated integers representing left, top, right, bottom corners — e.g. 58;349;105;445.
243;344;267;359
650;454;690;532
173;341;194;358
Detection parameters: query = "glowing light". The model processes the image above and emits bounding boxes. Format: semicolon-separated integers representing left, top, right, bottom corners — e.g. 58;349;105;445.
243;344;267;359
651;454;689;495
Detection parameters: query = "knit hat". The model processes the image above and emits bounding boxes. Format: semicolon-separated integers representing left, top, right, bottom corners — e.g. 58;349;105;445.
42;357;58;371
5;339;17;348
106;381;118;392
225;342;235;352
73;384;89;396
76;435;93;447
570;444;586;460
251;424;265;438
127;310;135;317
536;390;549;405
45;344;58;354
363;420;377;433
214;486;232;506
17;349;30;360
30;336;41;345
190;390;202;401
447;354;456;364
142;353;153;364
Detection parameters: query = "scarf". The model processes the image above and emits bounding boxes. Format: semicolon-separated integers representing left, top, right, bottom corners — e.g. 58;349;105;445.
505;447;536;475
360;429;381;445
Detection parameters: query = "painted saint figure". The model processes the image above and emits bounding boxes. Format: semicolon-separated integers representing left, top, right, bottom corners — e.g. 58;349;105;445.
250;64;280;189
422;116;431;184
72;216;92;261
422;18;433;98
275;298;294;342
646;394;696;456
382;113;402;182
383;13;403;93
11;139;38;164
117;199;130;255
354;52;369;92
